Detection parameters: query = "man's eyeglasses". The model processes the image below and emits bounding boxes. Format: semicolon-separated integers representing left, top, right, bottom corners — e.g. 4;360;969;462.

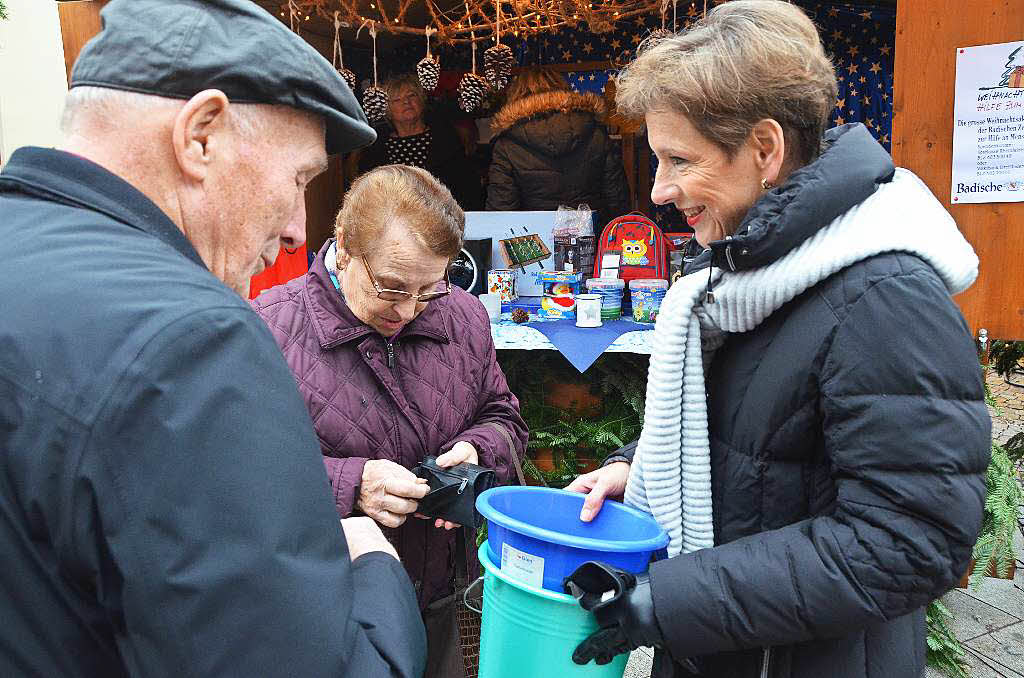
360;256;451;303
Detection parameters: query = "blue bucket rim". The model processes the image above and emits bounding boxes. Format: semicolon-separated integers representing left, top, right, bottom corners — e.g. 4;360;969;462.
478;540;577;603
477;486;669;553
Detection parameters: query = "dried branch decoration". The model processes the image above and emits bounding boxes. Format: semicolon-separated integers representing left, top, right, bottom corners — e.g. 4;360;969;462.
283;0;665;44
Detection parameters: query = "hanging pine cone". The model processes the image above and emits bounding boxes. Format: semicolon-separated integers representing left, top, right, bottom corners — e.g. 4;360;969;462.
458;73;488;113
483;44;514;90
416;56;440;92
362;86;389;122
337;67;357;93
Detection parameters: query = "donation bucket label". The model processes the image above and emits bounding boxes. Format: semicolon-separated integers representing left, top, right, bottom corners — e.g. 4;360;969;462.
500;542;545;589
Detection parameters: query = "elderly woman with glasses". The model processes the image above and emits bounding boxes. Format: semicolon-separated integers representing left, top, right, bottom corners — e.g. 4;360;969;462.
251;165;528;620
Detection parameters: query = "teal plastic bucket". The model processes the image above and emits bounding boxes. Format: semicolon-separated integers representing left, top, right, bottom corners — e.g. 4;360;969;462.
477;541;628;678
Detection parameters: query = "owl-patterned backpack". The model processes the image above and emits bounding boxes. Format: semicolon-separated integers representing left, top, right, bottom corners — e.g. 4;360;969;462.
592;212;672;284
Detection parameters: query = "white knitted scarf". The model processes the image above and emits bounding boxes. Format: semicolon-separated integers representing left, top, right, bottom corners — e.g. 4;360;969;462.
624;169;980;556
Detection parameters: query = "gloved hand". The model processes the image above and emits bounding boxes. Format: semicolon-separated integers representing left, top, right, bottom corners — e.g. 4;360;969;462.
563;561;664;666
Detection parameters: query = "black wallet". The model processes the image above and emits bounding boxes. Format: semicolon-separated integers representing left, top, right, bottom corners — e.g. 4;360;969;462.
413;456;495;529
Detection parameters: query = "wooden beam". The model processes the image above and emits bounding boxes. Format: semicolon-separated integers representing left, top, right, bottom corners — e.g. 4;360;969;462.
57;0;108;83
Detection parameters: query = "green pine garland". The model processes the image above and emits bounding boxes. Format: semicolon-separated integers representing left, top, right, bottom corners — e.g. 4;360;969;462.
496;351;648;487
969;442;1023;586
926;599;969;678
928;443;1023;676
0;0;8;21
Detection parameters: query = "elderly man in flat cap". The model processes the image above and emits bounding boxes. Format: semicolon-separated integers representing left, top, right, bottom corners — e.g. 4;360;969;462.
0;1;428;676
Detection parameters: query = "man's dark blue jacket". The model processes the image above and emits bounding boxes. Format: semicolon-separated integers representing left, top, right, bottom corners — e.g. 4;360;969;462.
0;147;426;677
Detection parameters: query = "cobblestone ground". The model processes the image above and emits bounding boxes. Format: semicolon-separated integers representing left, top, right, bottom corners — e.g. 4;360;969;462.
990;368;1024;447
625;369;1024;678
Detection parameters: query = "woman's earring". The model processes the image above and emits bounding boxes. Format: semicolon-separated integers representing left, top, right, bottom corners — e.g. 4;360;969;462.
761;178;774;190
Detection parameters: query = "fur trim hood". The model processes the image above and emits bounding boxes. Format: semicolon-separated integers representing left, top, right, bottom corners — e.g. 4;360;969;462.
491;90;607;157
491;90;605;134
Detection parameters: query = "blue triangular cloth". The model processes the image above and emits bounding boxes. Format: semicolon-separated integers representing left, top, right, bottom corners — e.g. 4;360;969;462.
529;319;647;372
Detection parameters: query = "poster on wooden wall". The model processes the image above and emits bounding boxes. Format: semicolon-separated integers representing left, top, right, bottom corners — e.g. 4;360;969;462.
951;40;1024;204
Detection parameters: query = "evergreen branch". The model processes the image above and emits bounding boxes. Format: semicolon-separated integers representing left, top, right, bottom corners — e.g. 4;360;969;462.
0;0;8;21
969;443;1023;588
926;599;970;678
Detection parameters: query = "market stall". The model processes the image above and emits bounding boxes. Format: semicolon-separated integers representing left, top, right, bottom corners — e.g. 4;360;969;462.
241;0;897;490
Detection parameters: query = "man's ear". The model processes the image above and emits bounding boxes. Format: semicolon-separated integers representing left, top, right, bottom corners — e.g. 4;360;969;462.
748;118;786;185
171;89;231;182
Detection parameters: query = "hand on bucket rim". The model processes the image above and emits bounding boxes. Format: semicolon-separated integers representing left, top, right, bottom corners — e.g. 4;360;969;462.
564;461;630;522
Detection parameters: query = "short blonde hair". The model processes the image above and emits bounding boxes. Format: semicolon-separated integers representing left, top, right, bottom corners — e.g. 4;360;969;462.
616;0;837;166
337;165;464;259
383;74;427;108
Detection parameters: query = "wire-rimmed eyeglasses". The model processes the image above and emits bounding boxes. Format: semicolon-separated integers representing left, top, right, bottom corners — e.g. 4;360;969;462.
360;256;451;303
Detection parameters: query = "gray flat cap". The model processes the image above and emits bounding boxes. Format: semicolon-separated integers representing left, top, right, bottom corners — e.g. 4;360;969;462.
70;0;376;154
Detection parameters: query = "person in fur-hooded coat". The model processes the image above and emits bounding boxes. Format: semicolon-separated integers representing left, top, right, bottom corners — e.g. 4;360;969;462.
486;67;629;232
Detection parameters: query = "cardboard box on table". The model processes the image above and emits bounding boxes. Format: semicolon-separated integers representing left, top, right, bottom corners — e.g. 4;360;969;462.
535;270;584;319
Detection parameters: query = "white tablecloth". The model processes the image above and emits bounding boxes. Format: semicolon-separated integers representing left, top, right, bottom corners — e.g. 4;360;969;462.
490;320;654;354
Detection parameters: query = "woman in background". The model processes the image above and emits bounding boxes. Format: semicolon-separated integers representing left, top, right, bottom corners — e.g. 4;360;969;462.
358;75;478;208
486;67;629;231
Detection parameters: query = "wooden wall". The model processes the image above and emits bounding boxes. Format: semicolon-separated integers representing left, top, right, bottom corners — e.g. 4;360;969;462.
892;0;1024;340
57;1;107;84
55;0;345;257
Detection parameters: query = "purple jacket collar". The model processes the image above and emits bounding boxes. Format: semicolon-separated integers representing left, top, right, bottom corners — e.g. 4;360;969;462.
304;239;451;350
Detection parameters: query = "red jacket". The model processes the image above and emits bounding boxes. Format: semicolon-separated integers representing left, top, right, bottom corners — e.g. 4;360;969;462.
252;240;528;607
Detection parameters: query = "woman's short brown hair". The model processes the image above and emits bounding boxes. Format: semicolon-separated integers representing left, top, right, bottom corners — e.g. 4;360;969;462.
336;165;464;260
615;0;838;166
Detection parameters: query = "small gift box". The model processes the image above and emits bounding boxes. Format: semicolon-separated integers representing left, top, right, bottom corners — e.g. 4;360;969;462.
487;269;518;303
535;270;583;319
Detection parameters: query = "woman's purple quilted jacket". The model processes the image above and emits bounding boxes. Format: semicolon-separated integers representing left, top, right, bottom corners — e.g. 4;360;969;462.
251;241;528;607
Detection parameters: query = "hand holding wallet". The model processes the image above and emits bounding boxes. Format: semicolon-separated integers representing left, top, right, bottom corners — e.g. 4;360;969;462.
413;456;495;529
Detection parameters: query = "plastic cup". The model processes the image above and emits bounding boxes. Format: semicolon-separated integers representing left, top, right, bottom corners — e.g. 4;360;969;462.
479;293;501;323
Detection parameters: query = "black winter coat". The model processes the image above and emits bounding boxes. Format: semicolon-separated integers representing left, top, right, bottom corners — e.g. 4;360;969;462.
0;148;426;678
486;90;629;232
620;125;990;678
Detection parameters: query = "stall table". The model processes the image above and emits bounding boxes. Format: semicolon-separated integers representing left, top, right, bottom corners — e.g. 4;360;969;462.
490;316;654;372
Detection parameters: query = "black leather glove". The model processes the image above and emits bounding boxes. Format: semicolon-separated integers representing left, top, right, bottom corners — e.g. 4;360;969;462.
563;561;664;666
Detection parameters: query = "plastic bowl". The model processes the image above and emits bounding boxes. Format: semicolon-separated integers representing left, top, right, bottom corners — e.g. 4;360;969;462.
476;486;669;592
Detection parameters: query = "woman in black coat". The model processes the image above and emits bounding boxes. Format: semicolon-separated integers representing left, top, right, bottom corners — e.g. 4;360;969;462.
564;3;990;677
486;67;629;232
